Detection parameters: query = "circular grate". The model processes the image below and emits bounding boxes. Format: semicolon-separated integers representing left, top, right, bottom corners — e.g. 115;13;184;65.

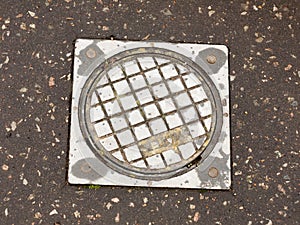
79;48;222;180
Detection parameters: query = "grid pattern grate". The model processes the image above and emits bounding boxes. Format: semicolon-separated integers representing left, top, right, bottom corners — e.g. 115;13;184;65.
78;48;220;180
84;54;215;173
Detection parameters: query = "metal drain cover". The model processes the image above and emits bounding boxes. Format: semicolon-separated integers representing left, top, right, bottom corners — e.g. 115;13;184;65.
69;39;231;189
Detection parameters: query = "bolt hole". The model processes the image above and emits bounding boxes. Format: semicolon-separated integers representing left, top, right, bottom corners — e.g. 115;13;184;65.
206;55;217;64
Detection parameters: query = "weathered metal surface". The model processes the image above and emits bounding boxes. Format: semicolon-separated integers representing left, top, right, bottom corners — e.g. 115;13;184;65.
69;39;230;189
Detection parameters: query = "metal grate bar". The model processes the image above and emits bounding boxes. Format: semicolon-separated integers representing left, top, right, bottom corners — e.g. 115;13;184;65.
93;80;127;162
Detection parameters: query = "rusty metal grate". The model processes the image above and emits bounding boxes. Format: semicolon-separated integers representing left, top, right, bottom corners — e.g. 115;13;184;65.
69;40;230;189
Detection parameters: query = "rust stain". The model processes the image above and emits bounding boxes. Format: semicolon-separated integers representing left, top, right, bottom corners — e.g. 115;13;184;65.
138;127;192;158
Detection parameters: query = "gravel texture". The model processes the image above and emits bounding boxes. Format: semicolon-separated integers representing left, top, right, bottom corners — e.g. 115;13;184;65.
0;0;299;224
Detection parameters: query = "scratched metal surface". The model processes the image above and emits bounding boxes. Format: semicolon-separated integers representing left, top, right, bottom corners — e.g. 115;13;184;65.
69;40;230;188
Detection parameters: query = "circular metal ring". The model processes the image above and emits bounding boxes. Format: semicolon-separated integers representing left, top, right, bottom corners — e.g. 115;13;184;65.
78;48;223;180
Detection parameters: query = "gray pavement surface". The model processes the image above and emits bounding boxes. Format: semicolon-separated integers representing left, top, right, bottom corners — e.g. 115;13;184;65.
0;0;299;224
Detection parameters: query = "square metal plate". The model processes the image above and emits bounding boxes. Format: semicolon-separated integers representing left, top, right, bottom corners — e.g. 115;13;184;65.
68;39;231;189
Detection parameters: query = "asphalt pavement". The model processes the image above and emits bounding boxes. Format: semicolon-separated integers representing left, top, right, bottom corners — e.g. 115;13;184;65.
0;0;299;224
